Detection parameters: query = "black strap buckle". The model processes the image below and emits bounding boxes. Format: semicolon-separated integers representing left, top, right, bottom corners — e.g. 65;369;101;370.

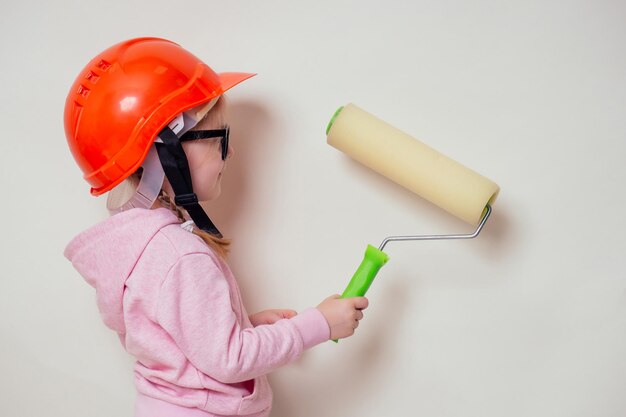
174;193;199;207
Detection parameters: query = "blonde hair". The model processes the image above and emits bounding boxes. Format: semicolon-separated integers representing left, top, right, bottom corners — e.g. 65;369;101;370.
156;189;231;260
110;96;231;260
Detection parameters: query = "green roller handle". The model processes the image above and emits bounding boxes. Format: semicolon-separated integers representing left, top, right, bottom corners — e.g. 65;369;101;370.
341;244;389;297
333;244;389;342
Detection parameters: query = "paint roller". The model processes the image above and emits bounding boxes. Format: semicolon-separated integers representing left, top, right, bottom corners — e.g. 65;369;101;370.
326;103;500;316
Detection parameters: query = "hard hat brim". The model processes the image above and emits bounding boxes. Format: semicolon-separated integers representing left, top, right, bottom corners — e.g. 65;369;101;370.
218;72;257;93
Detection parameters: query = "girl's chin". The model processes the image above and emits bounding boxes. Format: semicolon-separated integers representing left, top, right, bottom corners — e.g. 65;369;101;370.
200;187;221;202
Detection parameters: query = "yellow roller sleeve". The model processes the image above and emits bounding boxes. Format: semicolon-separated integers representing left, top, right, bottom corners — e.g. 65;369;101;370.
327;104;499;225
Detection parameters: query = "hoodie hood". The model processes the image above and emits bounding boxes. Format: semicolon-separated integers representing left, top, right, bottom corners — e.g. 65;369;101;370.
64;208;181;334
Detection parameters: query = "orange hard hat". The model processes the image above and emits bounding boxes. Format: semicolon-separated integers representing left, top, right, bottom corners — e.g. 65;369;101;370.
64;37;255;196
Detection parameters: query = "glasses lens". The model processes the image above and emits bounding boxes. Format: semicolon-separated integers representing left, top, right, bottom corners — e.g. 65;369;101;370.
221;127;230;160
179;127;229;160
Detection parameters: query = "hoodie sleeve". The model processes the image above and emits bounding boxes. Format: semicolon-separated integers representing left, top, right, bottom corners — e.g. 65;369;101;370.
155;253;330;384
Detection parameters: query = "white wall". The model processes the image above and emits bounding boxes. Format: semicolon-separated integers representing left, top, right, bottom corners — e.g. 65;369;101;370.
2;1;625;416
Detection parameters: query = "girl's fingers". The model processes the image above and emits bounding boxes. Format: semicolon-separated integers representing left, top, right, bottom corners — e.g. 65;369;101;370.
351;297;369;310
282;309;297;318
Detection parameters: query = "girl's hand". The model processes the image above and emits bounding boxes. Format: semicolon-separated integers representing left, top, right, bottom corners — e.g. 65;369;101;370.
249;309;298;327
316;294;369;340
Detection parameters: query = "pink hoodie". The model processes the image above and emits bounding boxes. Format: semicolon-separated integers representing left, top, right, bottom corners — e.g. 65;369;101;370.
64;208;330;417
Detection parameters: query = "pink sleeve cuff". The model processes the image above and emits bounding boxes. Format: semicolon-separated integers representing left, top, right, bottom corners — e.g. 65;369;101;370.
290;307;330;349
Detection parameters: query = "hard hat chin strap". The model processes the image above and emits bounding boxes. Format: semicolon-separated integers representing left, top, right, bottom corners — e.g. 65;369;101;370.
155;126;222;238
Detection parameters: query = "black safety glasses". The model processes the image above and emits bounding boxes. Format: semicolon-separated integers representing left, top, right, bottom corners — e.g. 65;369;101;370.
179;126;230;160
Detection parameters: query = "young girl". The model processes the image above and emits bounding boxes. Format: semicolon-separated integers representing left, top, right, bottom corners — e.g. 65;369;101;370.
63;37;368;417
